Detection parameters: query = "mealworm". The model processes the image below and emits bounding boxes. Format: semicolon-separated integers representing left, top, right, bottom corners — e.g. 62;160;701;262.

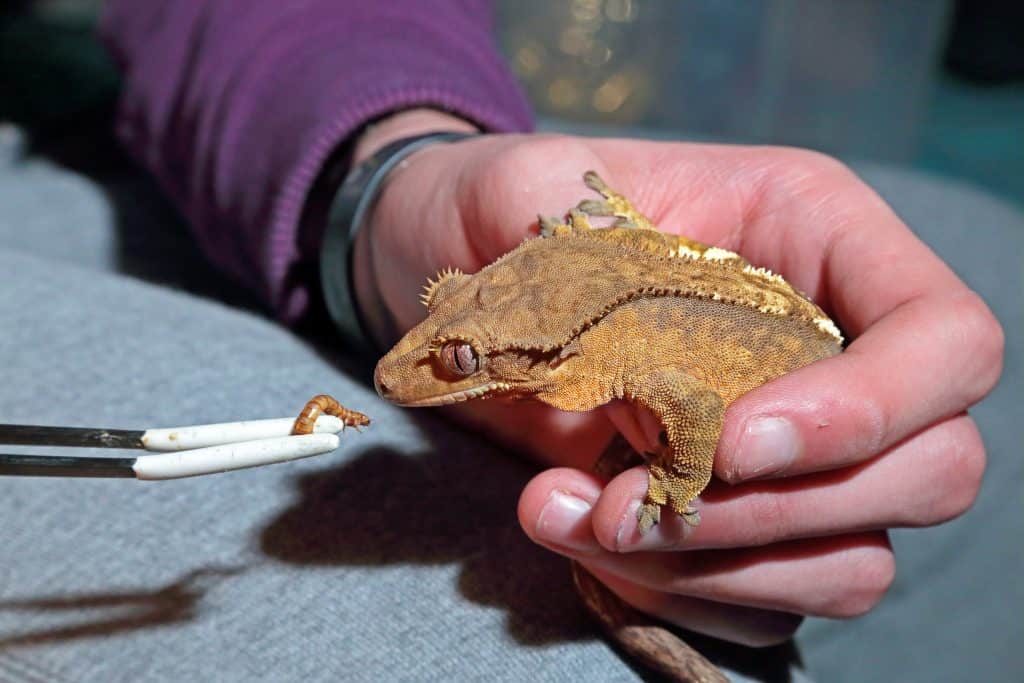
291;394;371;435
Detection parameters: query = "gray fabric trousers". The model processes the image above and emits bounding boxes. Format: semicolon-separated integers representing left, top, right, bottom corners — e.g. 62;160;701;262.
0;128;1021;682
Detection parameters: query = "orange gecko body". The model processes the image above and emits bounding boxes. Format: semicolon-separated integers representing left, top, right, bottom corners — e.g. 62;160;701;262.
291;394;370;435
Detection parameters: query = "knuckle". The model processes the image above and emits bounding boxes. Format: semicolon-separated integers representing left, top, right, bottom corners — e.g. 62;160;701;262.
829;548;896;618
745;493;791;546
951;290;1005;400
920;418;987;525
795;147;852;176
807;360;892;463
846;379;892;459
770;146;857;185
955;420;988;505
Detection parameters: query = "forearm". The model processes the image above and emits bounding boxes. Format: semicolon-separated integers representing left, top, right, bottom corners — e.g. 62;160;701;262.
100;1;532;320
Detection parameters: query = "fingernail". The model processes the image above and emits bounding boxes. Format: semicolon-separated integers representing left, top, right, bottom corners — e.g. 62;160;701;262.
536;490;595;552
615;499;643;550
733;416;800;480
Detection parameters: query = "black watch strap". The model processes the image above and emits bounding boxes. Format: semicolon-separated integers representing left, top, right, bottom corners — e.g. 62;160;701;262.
320;131;475;354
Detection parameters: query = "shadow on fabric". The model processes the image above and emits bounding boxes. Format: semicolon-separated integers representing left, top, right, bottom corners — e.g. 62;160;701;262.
258;437;592;647
0;565;247;649
258;415;801;682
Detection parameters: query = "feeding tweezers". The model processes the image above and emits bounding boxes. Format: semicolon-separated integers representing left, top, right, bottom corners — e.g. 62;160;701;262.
0;415;350;480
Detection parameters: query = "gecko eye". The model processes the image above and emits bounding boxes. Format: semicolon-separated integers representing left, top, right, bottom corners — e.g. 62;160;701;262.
439;341;480;376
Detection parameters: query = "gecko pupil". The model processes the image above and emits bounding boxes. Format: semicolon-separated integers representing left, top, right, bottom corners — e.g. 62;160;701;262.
442;341;479;375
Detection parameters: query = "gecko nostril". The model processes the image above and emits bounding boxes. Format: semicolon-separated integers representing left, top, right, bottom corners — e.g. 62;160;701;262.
373;372;390;397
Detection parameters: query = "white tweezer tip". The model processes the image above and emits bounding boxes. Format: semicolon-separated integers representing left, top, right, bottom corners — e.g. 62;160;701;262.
141;415;344;452
133;433;340;480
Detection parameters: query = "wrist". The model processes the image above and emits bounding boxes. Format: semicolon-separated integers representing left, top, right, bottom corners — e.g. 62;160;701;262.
350;111;477;348
352;109;478;166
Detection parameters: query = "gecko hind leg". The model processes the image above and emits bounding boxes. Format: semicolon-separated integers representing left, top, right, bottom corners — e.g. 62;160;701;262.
595;434;699;533
626;370;723;534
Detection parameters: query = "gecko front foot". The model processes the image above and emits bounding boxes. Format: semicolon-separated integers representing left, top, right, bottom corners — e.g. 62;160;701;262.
577;170;656;230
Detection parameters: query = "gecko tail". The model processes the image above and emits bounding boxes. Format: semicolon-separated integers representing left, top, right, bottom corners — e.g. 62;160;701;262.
571;562;729;683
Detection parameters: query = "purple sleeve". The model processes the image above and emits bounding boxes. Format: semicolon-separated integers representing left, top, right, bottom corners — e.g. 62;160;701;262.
100;1;533;320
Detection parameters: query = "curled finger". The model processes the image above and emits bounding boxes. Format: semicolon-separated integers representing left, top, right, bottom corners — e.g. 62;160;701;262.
594;413;985;552
519;470;896;619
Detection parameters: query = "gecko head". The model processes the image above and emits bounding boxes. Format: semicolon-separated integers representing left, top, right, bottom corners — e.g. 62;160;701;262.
373;267;563;407
373;319;565;408
374;333;508;407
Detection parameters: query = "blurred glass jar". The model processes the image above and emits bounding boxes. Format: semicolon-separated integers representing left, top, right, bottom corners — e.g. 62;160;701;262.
497;0;951;162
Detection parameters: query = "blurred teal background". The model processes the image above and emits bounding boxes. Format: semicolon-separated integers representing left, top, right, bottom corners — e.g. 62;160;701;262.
495;0;1023;206
1;0;1021;204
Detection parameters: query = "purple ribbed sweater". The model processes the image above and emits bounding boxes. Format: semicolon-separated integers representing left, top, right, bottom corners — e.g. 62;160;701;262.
100;1;533;321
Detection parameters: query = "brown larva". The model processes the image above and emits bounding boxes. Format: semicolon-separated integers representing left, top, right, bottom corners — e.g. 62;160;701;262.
291;394;370;435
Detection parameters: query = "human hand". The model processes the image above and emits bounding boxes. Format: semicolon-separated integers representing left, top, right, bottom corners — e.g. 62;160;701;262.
351;111;1004;646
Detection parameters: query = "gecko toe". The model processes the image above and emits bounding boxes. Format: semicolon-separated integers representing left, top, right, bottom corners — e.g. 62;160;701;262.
577;199;614;216
636;502;661;535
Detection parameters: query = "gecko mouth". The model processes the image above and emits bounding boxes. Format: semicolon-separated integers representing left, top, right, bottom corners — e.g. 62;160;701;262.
396;382;512;407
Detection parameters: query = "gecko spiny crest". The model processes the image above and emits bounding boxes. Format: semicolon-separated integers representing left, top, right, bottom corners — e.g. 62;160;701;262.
419;266;466;309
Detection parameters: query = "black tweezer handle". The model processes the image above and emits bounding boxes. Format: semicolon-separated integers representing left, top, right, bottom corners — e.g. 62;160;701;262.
0;454;137;477
0;424;144;448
